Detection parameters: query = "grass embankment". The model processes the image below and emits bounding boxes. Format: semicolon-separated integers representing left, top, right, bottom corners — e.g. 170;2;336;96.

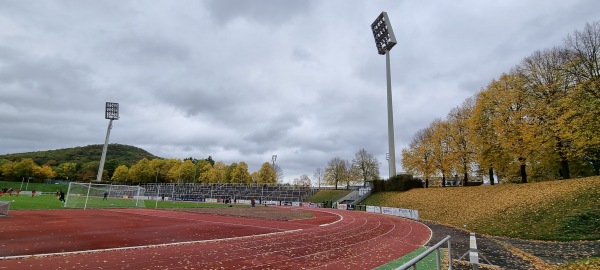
361;176;599;241
305;189;352;203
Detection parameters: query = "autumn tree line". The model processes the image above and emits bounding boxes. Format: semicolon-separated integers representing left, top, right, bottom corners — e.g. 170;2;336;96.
0;147;381;189
0;155;286;185
401;21;600;185
110;157;285;184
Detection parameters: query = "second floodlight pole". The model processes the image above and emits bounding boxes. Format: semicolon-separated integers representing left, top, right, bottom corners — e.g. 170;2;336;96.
371;11;398;178
96;119;113;182
97;102;119;182
385;49;396;178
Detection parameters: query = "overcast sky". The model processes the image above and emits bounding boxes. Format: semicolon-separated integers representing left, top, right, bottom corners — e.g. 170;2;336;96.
1;1;598;182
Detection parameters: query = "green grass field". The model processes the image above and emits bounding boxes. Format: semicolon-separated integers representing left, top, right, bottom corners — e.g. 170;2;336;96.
373;247;445;270
0;180;69;193
0;193;252;211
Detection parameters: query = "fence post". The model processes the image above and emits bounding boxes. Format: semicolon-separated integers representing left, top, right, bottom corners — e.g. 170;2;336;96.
436;248;441;270
448;238;452;270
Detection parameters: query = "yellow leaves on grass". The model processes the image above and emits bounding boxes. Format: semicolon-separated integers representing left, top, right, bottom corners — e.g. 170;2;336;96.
362;176;599;239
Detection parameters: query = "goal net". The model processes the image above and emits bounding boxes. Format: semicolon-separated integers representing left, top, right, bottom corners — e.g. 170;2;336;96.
64;182;146;209
0;201;9;216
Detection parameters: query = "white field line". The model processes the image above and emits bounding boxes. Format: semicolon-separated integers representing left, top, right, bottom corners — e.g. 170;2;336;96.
105;208;309;231
0;228;303;261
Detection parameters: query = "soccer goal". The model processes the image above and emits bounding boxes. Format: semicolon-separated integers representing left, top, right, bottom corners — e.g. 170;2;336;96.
0;201;10;216
64;182;146;209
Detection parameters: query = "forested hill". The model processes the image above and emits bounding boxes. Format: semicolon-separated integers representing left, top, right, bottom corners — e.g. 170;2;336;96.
0;144;159;167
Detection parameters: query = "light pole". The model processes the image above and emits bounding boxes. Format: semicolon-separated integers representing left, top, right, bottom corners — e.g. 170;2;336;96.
155;167;160;209
193;161;198;183
178;167;182;184
25;177;32;191
371;11;398;178
97;102;119;182
272;155;277;182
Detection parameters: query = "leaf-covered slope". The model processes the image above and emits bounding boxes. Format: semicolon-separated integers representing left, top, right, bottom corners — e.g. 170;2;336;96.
362;177;600;241
0;144;159;167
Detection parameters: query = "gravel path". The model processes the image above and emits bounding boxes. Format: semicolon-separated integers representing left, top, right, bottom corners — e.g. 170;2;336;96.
424;220;600;269
494;236;600;265
423;221;535;270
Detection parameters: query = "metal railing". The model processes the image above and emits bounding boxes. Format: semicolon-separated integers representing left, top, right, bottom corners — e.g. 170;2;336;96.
397;235;452;270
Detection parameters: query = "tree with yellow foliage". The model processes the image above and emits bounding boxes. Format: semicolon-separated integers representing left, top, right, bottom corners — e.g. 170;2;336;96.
401;126;435;186
111;165;129;182
257;162;276;184
446;98;476;184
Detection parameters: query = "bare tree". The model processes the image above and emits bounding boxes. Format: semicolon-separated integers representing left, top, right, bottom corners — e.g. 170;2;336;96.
564;21;600;99
341;159;358;189
274;164;284;183
564;21;600;175
293;174;311;186
351;149;380;186
325;157;347;189
313;167;324;188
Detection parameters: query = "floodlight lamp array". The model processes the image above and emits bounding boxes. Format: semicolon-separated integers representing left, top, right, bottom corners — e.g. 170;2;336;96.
371;12;397;55
105;102;119;120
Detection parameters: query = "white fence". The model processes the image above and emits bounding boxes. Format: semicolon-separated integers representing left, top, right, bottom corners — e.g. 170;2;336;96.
364;205;420;220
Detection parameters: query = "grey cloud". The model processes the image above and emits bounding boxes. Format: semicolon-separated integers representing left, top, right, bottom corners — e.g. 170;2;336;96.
107;35;192;66
204;0;313;25
244;112;302;144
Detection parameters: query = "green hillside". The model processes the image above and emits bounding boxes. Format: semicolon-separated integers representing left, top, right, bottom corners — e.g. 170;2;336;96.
362;177;599;241
0;144;159;180
0;144;158;166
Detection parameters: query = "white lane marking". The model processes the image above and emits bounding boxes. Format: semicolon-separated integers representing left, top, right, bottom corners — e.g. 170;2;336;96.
469;232;480;264
105;208;310;231
0;229;303;261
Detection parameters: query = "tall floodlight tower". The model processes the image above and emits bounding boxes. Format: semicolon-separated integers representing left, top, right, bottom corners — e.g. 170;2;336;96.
96;102;119;182
271;155;277;182
371;12;398;178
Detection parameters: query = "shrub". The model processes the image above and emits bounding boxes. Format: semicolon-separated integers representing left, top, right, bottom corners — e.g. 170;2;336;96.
372;174;422;192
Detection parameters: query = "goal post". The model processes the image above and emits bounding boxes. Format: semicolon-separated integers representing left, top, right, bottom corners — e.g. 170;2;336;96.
64;182;146;209
0;201;10;216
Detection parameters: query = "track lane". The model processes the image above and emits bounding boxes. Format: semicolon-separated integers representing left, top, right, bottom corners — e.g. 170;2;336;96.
0;208;430;269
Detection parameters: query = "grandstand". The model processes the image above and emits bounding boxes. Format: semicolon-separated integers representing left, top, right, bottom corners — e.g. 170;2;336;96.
142;183;315;203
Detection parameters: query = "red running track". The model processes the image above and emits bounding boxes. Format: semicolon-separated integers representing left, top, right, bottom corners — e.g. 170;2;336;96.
0;208;430;269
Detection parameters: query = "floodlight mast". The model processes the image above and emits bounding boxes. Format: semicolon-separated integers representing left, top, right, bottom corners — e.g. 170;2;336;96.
272;155;277;182
371;11;397;178
96;102;119;182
